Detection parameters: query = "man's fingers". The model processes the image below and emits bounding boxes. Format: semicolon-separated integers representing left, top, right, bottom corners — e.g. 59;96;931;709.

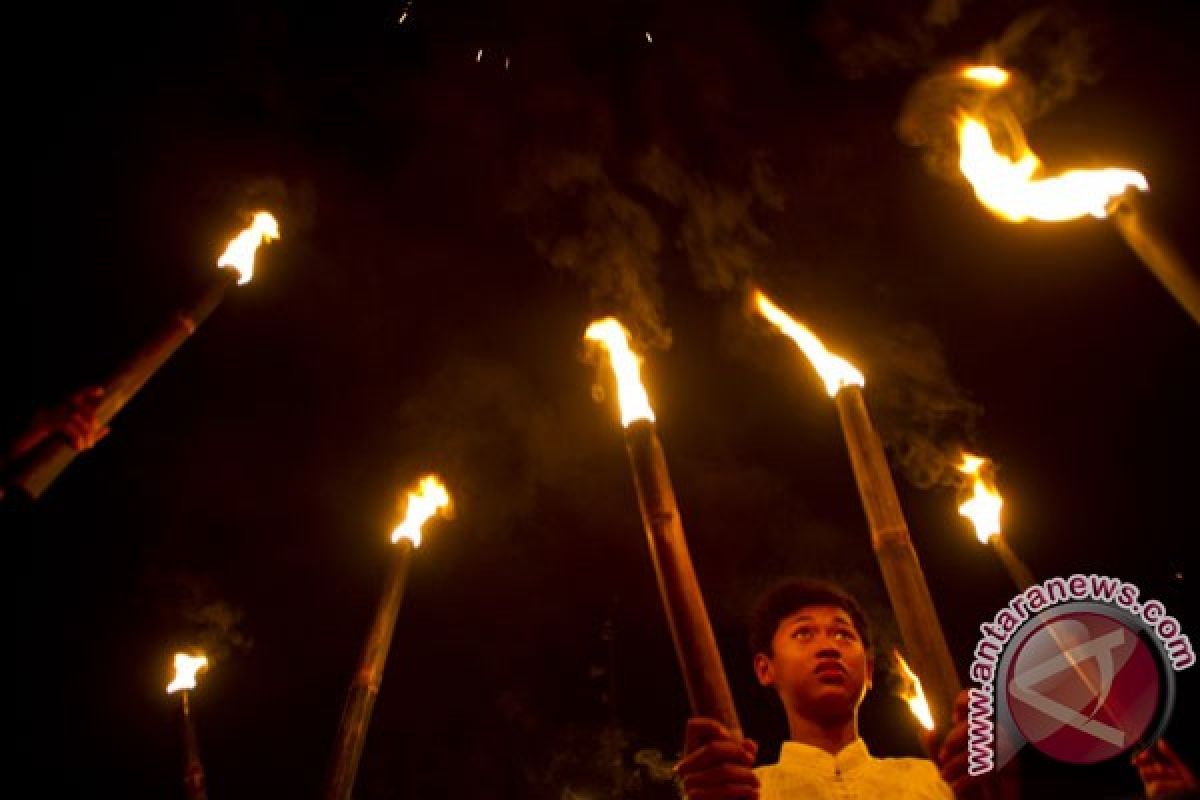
683;788;759;800
62;419;89;449
680;764;760;791
677;741;756;775
73;387;105;408
1155;738;1191;773
938;722;967;765
1140;764;1169;784
940;751;970;785
683;717;733;753
952;689;970;723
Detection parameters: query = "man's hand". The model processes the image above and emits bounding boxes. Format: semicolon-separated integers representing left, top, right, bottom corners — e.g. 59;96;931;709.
674;717;760;799
33;387;109;452
7;387;110;463
922;690;1018;799
1133;738;1199;798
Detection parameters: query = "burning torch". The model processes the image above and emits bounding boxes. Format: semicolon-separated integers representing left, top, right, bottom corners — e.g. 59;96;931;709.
167;652;210;800
324;474;452;800
956;66;1200;326
753;290;961;732
585;318;742;736
8;212;280;500
893;649;936;734
956;453;1035;591
956;452;1103;701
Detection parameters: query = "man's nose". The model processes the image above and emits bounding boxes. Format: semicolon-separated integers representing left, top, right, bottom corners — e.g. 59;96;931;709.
815;644;842;659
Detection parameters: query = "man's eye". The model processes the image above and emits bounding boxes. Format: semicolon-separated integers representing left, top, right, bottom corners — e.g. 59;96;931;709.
792;628;814;639
833;629;855;641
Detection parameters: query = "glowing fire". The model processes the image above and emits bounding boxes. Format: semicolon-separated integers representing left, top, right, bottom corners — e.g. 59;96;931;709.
584;318;656;427
217;211;280;285
957;453;1003;544
956;72;1147;223
753;290;864;398
893;649;935;731
961;66;1009;88
166;652;209;695
391;474;452;547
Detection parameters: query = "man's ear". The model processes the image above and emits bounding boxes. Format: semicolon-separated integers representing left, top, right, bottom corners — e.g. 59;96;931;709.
754;652;775;687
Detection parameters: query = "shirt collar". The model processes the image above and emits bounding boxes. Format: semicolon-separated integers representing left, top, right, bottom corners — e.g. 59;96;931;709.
778;737;872;776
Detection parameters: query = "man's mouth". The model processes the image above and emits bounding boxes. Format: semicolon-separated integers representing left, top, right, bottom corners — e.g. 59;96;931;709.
814;662;848;681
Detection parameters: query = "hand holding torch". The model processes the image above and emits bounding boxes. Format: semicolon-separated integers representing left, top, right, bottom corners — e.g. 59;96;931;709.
7;212;279;500
585;318;741;736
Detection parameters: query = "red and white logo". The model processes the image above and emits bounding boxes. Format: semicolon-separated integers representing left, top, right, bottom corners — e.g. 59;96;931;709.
1005;610;1162;764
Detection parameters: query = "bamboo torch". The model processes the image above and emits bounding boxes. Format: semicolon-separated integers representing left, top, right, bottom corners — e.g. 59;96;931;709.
956;66;1199;326
956;453;1035;591
324;474;452;800
956;452;1102;702
8;212;280;500
167;652;210;800
584;318;741;735
753;290;961;731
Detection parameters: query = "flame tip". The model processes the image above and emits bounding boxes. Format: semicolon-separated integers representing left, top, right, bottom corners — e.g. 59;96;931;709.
957;112;1148;222
217;210;281;284
753;290;864;397
892;650;936;731
957;453;1003;544
583;317;656;426
390;474;452;547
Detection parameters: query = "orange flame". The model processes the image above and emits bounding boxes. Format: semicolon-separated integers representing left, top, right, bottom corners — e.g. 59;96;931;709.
390;474;452;547
957;453;1003;544
166;652;209;694
954;66;1147;223
217;211;280;285
961;65;1009;88
584;318;656;427
893;649;935;731
753;290;864;397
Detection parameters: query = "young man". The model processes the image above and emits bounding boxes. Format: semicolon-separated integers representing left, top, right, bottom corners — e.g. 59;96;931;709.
675;579;990;799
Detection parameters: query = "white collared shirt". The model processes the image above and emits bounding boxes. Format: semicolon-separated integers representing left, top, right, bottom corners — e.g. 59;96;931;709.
755;738;954;799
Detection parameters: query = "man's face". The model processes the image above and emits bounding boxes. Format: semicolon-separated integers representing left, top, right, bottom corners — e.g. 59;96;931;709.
754;604;872;724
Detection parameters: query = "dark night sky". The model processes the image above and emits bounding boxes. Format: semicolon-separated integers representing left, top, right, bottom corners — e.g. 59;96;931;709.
6;0;1198;797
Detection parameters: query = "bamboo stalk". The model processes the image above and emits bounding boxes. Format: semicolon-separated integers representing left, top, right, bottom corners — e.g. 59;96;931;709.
324;539;415;800
990;537;1035;592
179;690;209;800
623;419;741;735
833;386;961;731
1109;193;1200;326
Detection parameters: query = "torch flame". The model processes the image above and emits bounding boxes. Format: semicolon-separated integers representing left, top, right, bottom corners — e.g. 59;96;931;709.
166;652;209;694
390;474;452;547
753;290;864;398
584;318;656;426
893;649;936;731
957;112;1147;223
957;452;1003;544
961;66;1009;88
217;211;280;285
